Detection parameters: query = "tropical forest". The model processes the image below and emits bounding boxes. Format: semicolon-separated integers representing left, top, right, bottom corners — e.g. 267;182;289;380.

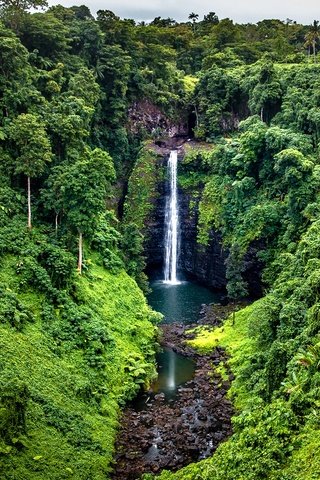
1;0;320;478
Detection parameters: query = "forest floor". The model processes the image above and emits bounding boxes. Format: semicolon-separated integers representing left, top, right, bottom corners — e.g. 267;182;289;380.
112;302;244;479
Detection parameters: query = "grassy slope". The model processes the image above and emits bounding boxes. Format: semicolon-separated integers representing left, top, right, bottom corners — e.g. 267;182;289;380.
0;257;158;479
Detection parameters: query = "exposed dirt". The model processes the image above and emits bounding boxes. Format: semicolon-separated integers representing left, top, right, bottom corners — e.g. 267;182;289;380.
112;303;241;480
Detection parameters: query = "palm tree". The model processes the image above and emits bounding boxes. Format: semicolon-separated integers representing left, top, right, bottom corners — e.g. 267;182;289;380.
188;12;199;33
304;20;320;63
304;33;313;60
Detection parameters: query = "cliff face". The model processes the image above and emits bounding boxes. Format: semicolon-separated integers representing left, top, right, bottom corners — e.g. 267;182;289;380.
143;158;167;270
127;99;189;138
178;189;227;289
144;150;263;297
144;181;227;288
144;152;227;289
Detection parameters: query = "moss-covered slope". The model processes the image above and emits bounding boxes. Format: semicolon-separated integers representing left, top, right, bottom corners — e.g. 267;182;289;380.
0;253;158;479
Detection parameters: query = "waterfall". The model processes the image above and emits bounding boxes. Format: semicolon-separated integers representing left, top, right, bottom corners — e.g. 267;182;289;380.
164;150;180;284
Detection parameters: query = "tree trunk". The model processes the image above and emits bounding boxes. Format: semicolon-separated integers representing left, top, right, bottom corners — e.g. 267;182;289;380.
313;39;316;63
27;176;32;230
260;107;264;122
55;213;58;235
78;231;83;274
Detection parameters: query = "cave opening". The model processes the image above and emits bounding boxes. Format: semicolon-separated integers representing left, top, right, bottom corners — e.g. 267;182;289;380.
188;112;197;138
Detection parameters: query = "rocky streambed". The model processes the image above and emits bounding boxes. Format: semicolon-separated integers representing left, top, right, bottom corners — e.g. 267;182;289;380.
112;304;236;480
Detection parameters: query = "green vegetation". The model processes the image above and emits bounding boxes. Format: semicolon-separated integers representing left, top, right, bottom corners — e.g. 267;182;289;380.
0;261;158;479
124;145;163;232
140;37;320;480
122;144;164;289
147;220;320;479
0;224;159;478
1;2;320;478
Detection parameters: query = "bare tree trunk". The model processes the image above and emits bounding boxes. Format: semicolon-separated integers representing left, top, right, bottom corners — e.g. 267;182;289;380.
314;39;316;63
78;231;83;274
260;107;264;122
27;176;32;230
55;213;58;235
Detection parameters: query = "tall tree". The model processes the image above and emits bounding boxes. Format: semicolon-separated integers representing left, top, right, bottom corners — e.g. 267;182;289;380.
7;113;52;229
203;11;219;25
49;148;115;274
188;12;199;34
304;20;320;63
0;0;48;32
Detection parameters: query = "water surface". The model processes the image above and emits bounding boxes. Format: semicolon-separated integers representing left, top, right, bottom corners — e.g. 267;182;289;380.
152;347;195;397
134;347;195;409
131;280;221;407
148;280;221;325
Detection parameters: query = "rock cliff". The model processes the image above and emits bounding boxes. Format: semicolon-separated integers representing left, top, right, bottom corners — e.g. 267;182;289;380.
144;148;263;297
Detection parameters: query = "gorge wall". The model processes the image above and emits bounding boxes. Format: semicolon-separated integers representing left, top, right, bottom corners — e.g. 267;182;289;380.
124;143;263;297
143;148;263;296
144;174;227;288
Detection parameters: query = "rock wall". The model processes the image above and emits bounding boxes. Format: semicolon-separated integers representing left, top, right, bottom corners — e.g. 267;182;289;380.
178;191;227;289
127;99;188;138
144;150;264;297
143;156;167;270
144;152;227;289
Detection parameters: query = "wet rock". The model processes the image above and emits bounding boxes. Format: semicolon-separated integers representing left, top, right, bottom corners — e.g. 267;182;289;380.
112;318;234;480
127;99;188;139
154;393;165;401
197;412;208;422
140;414;153;427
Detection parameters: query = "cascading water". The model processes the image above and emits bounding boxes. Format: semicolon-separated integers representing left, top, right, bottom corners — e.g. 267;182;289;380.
164;150;180;284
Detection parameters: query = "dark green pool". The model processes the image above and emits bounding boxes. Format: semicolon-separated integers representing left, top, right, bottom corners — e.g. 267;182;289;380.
134;280;221;405
151;347;195;398
148;280;222;325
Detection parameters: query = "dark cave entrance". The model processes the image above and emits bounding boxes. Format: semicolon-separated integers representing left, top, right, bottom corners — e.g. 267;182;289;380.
188;112;197;138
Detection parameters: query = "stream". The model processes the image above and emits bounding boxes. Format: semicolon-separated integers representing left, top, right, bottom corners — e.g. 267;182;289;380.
148;279;221;392
112;151;233;478
112;279;233;479
134;279;221;410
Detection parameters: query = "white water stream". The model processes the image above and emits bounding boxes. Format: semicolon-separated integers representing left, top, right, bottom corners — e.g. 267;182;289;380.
163;150;180;284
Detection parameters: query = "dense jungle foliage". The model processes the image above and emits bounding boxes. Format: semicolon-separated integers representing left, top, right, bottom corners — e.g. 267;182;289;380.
1;0;320;477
